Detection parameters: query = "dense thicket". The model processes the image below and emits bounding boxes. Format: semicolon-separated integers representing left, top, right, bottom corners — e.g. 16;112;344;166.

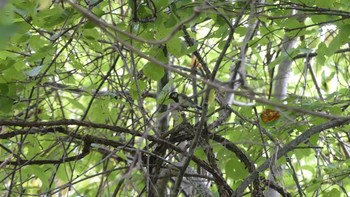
0;0;350;196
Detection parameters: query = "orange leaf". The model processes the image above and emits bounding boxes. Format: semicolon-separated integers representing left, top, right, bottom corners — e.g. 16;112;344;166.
260;109;280;123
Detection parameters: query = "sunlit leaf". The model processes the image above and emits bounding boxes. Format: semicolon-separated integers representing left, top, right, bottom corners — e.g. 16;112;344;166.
143;62;164;81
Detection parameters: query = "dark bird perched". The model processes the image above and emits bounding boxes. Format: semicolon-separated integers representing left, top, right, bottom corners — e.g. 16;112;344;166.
169;92;202;110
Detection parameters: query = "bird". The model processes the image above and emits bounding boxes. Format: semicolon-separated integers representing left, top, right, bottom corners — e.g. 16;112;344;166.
169;92;202;110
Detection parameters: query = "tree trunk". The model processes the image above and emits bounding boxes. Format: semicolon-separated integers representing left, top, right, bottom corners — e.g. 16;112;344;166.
265;35;297;197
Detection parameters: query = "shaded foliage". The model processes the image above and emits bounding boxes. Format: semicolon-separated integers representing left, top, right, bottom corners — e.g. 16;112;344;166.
0;0;350;196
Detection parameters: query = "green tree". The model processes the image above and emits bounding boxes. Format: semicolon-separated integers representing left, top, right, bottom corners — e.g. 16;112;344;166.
0;0;350;196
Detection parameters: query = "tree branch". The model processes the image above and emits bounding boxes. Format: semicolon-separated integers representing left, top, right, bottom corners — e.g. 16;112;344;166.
233;118;350;196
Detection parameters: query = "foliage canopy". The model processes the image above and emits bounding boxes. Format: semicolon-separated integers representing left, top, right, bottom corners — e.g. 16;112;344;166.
1;0;350;196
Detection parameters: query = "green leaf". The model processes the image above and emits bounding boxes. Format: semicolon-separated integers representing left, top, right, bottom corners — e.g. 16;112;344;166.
315;0;334;8
237;107;253;118
293;148;312;160
0;83;9;95
183;43;198;55
0;2;14;25
327;34;342;56
156;81;174;105
310;15;328;24
24;135;41;157
225;159;248;180
143;62;164;81
33;7;76;29
268;53;288;69
89;99;109;123
0;24;17;50
316;42;327;66
309;133;319;146
137;4;153;19
155;0;170;10
12;0;37;14
0;96;13;113
116;151;128;161
130;80;147;100
167;34;186;57
322;188;341;197
164;13;178;28
0;50;18;60
66;97;86;112
327;24;350;56
83;28;100;40
282;18;302;31
24;166;50;192
338;24;350;42
2;65;25;81
194;147;206;160
28;35;49;51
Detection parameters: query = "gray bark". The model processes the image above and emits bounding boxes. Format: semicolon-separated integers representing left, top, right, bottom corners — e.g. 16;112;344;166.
265;35;297;197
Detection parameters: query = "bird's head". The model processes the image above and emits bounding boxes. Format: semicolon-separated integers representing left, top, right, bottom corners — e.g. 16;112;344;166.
169;92;179;102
